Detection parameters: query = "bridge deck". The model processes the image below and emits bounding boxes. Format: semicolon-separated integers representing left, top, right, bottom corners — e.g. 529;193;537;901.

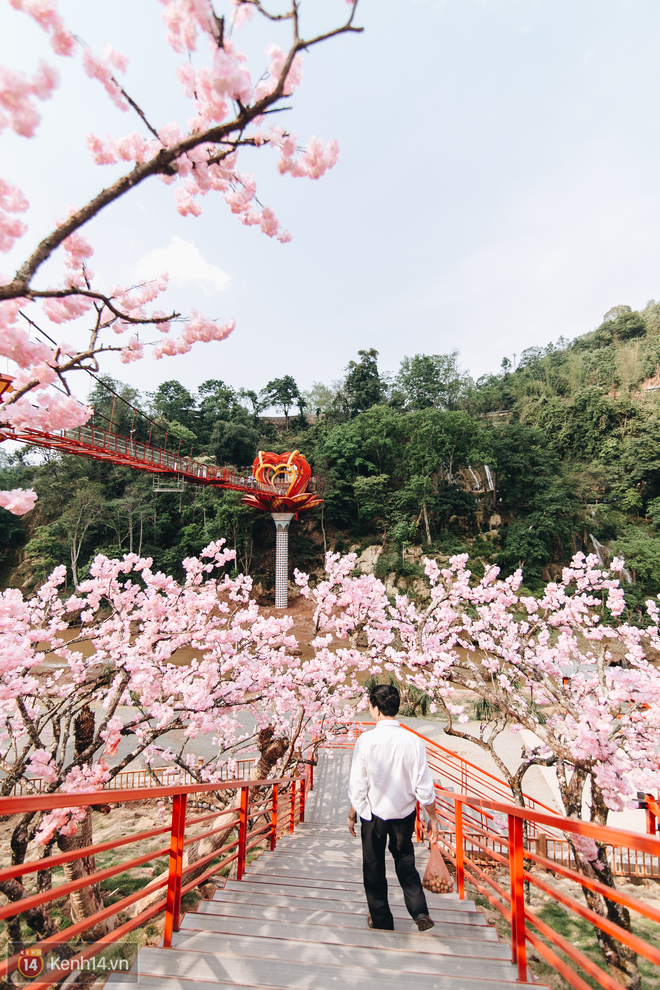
4;425;289;494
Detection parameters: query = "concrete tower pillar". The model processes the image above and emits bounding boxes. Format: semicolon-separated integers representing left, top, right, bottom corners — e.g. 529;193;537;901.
271;512;294;609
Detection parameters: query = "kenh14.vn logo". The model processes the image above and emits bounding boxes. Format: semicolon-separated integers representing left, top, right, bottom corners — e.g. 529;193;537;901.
18;948;43;978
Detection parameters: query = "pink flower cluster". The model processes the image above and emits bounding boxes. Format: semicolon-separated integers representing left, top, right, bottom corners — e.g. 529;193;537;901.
0;60;59;138
9;0;76;57
81;44;129;113
0;177;28;253
277;135;340;180
253;46;304;103
153;311;235;358
0;489;37;515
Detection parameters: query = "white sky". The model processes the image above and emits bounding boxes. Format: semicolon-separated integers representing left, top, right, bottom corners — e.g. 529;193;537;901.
3;0;660;402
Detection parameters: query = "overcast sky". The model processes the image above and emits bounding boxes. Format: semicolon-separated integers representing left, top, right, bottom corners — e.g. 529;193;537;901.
3;0;660;402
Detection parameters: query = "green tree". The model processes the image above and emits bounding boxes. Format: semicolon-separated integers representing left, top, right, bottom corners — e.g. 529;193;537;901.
261;375;302;431
344;348;383;415
353;474;391;525
197;380;238;443
149;380;196;430
393;351;471;411
58;484;106;586
612;526;660;589
323;406;404;480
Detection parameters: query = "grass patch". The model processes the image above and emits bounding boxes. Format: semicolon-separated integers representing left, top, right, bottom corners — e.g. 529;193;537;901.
467;881;660;990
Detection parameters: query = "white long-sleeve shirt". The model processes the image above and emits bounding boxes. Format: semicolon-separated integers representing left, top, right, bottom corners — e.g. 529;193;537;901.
348;720;436;821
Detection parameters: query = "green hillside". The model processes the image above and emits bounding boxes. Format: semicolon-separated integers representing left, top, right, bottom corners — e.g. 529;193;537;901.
3;304;660;618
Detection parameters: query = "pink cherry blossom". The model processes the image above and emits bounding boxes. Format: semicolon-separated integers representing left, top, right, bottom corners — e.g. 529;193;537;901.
9;0;76;56
81;45;129;112
0;489;37;515
0;61;59;138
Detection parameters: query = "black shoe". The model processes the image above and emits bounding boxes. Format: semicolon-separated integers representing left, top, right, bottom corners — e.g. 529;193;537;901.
414;914;435;932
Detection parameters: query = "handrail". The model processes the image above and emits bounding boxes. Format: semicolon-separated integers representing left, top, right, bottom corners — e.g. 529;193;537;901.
419;784;660;987
3;424;318;495
345;721;658;877
0;770;310;989
6;759;256;796
347;720;557;816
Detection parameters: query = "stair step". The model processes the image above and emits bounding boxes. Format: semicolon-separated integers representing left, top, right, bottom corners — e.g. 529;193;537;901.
178;912;509;956
104;978;285;990
223;878;477;912
169;929;519;980
196;900;499;939
213;890;488;926
135;946;521;989
245;865;429;882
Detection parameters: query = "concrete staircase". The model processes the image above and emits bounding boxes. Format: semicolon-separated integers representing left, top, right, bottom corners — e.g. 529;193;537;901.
113;821;530;990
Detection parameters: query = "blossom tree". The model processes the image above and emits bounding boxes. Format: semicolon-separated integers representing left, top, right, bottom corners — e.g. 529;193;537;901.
0;540;362;946
295;550;660;990
0;0;362;511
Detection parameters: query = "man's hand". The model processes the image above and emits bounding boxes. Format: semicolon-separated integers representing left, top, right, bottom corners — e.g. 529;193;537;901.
347;807;357;837
423;802;439;844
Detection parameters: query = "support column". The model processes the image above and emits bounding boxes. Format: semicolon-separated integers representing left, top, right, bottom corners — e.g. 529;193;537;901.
272;512;294;609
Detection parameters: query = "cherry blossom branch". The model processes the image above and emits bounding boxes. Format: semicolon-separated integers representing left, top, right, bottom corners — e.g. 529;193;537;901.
1;2;362;301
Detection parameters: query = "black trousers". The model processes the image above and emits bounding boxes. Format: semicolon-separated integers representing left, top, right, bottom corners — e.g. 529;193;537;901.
360;809;428;930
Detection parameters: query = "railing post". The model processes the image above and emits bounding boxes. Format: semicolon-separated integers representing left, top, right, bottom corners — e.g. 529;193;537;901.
300;777;306;824
416;801;422;843
509;813;528;983
271;784;278;851
455;799;464;900
646;794;657;836
290;780;297;835
163;792;187;948
237;785;249;880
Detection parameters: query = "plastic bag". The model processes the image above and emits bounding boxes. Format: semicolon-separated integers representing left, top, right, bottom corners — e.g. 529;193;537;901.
422;841;454;894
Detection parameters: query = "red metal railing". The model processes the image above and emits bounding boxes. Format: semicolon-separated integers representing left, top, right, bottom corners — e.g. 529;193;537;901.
8;760;256;796
642;792;660;835
2;424;316;495
337;722;658;878
0;771;309;990
416;786;660;988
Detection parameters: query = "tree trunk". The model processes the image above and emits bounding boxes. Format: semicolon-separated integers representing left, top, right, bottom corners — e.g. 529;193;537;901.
55;705;113;941
423;501;431;544
0;876;59;952
320;503;327;555
70;542;79;587
558;770;640;990
56;809;113;940
2;813;60;954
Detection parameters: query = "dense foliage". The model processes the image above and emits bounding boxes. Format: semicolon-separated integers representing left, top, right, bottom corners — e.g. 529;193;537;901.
4;300;660;613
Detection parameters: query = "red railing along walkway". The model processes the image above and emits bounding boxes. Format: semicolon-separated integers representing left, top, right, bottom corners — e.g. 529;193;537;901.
1;424;305;494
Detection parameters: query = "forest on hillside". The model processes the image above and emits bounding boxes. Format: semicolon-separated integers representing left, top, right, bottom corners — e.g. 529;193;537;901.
3;300;660;618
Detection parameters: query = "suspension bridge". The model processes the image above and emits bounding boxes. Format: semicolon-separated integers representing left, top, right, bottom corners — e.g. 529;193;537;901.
3;422;281;495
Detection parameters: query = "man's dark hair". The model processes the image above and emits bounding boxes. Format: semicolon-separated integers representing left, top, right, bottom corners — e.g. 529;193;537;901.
369;683;400;717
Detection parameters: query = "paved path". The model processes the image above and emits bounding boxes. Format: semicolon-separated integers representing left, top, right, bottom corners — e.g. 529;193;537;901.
304;750;353;825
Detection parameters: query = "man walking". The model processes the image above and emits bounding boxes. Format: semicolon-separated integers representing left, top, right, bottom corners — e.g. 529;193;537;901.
347;683;439;932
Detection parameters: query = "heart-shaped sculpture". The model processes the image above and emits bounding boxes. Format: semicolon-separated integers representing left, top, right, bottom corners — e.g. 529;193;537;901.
253;450;311;497
242;450;322;514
